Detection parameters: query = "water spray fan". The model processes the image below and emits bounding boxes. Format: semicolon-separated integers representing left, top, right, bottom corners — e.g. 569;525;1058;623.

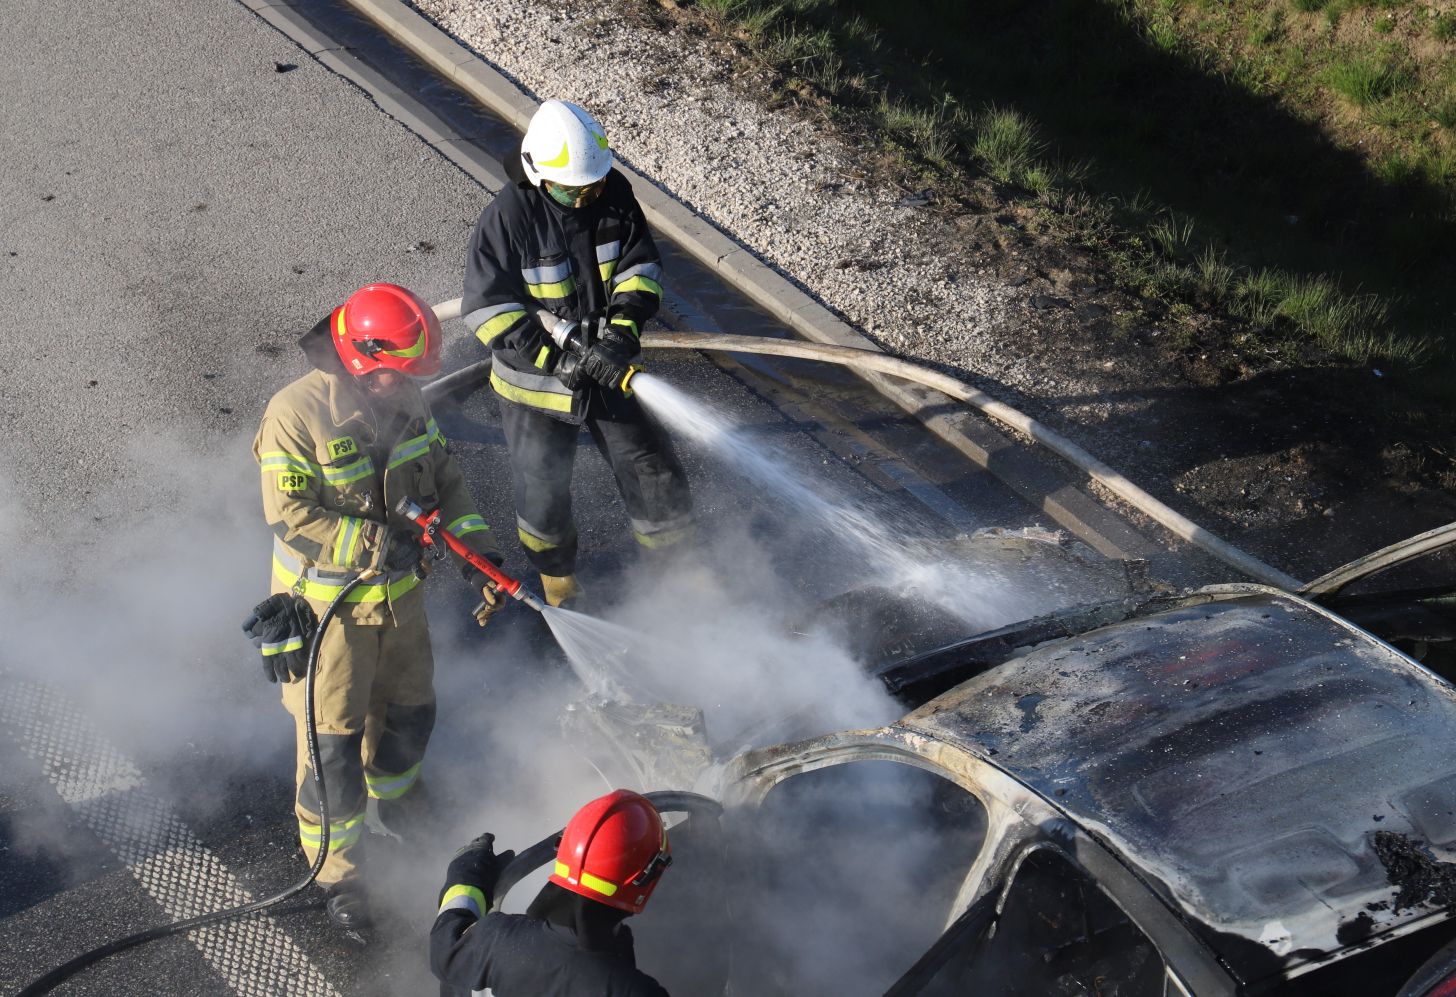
395;497;547;613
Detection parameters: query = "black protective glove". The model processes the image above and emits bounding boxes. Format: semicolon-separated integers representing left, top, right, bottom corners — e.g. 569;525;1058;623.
551;317;591;391
242;593;318;684
579;322;637;391
438;832;516;913
380;528;425;573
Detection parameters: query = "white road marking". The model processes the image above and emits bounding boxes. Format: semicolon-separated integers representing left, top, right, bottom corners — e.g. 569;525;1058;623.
0;678;341;997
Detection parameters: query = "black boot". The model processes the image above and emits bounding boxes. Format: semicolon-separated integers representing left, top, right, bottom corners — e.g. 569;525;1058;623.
323;880;372;937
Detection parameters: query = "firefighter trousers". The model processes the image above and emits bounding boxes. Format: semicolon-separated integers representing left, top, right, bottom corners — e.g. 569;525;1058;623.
279;598;435;885
499;392;693;577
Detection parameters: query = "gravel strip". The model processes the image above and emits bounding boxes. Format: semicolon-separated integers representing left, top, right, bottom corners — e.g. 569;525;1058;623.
412;0;1020;377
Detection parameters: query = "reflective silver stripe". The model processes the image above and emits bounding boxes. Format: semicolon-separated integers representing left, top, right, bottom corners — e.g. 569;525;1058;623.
517;514;570;545
320;456;374;485
333;516;364;565
610;261;662;288
387;433;432;469
464;301;527;331
437;884;486;918
629;512;695;537
491;363;575;399
447;514;490;536
261;636;304;656
634;526;693;549
521;259;573;285
365;763;420;800
595;240;620;263
298;813;365;851
272;538;418;602
259;452;320;476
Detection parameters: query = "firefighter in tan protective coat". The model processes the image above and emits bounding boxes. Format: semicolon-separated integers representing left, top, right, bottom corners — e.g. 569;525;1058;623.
250;282;505;934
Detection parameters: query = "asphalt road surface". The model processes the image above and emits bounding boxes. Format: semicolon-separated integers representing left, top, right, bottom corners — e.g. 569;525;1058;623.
0;0;1067;993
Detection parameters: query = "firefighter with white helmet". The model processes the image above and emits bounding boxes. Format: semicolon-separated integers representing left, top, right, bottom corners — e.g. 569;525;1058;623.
461;100;694;609
431;789;673;995
246;283;507;933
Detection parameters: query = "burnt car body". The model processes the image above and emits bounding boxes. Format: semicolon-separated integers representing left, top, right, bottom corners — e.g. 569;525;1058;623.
543;524;1456;996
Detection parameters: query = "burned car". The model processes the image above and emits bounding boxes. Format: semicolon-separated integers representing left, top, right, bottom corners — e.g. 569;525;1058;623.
508;524;1456;996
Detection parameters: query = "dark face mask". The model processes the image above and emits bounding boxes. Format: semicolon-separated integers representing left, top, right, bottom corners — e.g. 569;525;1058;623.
543;177;606;208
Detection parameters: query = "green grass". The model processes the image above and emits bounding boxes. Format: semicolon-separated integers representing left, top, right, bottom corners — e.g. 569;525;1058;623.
669;0;1454;378
971;106;1044;187
1433;11;1456;40
1147;212;1196;258
1326;55;1412;107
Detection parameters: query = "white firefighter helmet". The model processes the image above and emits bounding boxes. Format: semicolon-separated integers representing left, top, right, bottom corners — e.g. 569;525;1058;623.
521;100;613;188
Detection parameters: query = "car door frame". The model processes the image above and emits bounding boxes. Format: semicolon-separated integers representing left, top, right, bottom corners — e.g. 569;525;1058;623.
716;725;1237;997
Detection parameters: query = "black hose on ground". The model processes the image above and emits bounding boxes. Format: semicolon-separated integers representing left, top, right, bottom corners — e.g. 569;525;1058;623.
16;576;367;997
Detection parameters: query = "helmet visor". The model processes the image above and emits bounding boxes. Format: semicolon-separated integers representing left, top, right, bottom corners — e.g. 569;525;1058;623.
544;177;606;208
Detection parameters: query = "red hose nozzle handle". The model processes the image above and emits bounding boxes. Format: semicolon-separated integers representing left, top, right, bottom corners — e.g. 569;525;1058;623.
394;497;545;612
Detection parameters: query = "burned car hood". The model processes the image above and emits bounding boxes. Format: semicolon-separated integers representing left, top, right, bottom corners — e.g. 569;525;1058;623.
902;588;1456;985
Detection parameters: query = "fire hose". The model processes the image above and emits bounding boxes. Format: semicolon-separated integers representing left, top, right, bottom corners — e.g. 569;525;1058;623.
422;300;1301;591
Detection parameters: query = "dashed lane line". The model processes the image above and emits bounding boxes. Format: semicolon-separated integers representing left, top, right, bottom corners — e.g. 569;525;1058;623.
0;677;341;997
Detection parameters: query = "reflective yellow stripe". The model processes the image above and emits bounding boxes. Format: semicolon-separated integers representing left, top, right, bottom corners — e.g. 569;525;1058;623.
614;275;661;297
259;451;319;476
272;555;420;603
553;860;620;897
387;433;433;469
475;308;527;347
381;327;426;359
534;345;552;368
365;763;420;800
438;883;487;917
298;813;365;851
448;514;490;537
539;141;570;168
526;276;576;300
490;368;575;413
333;516;364;565
321;456;374;485
518;527;559;552
260;636;304;656
633;526;693;549
598;260;617;284
610;317;639;339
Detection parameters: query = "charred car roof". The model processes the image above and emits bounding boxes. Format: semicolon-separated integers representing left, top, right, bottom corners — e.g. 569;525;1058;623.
901;587;1456;985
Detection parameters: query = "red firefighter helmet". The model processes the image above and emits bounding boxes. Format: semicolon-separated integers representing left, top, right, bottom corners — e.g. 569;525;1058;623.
549;790;671;914
331;283;442;377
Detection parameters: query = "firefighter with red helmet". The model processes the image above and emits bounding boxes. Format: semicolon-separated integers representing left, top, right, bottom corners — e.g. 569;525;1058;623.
461;99;694;609
431;789;673;996
247;283;506;933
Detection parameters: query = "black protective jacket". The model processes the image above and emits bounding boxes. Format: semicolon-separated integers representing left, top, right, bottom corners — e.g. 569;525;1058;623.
461;160;663;423
431;883;670;997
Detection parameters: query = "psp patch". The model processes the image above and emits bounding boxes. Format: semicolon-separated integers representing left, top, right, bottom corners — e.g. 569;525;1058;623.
326;436;358;461
276;471;309;493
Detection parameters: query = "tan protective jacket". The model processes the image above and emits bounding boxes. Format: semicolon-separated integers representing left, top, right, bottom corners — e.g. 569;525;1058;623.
254;368;499;625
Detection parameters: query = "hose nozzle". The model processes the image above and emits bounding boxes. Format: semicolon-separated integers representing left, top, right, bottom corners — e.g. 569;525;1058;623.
395;496;545;613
